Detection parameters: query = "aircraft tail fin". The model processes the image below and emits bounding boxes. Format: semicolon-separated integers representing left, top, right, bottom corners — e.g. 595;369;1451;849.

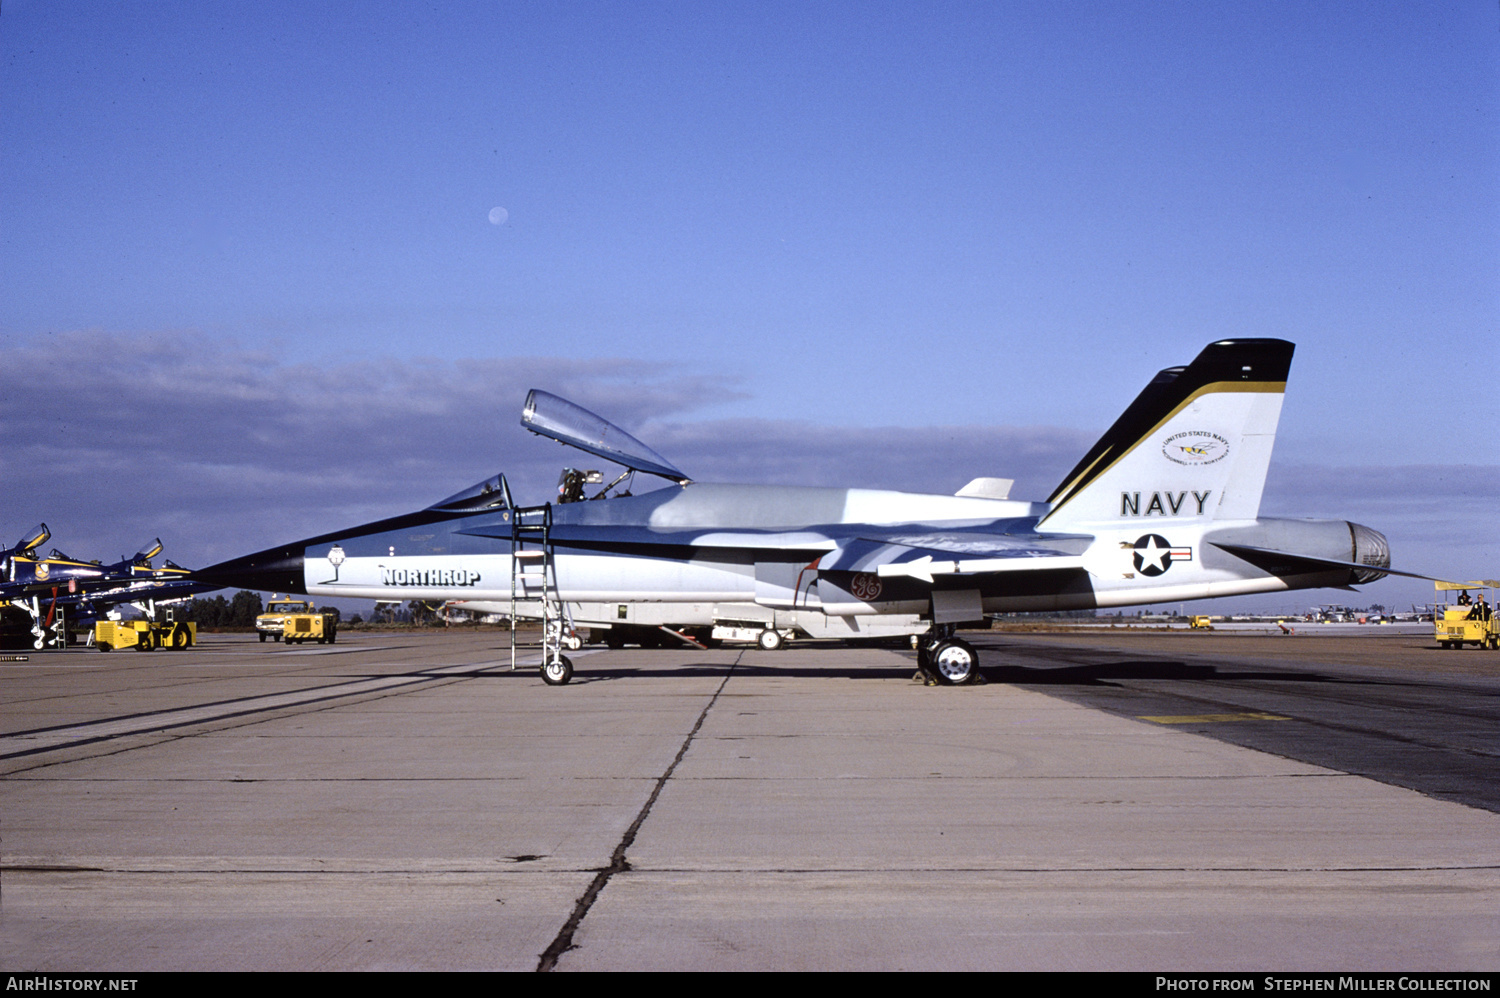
1039;340;1294;531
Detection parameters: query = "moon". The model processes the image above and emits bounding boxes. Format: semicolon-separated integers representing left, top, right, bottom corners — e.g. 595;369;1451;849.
488;206;508;226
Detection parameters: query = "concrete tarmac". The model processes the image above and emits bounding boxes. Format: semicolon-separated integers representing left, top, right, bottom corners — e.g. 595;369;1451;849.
1;630;1497;971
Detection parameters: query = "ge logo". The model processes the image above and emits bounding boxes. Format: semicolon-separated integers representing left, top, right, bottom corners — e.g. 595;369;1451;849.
850;573;883;601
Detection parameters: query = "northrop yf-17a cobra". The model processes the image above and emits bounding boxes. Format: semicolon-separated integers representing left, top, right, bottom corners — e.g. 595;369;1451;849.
198;340;1404;685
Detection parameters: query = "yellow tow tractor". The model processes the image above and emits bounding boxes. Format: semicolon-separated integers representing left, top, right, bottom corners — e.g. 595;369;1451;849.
257;595;339;645
95;616;196;652
1433;580;1499;650
1188;615;1215;630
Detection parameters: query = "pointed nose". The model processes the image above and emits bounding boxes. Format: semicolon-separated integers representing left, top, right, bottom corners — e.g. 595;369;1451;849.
194;545;307;594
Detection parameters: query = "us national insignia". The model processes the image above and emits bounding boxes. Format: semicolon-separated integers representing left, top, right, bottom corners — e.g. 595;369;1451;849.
1131;535;1193;577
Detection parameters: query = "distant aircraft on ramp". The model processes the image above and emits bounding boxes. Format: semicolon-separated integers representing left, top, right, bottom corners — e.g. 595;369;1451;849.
1;528;219;648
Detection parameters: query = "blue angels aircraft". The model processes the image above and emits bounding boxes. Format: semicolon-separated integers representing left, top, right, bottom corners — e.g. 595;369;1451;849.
198;340;1403;685
1;527;218;648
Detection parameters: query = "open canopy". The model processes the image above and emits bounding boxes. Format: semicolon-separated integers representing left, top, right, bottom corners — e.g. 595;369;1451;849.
521;390;689;483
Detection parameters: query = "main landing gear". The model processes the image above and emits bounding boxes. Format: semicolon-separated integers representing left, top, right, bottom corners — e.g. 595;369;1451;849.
915;627;981;686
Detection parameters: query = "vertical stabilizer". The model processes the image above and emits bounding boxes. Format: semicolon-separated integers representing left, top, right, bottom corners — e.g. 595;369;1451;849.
1039;340;1293;531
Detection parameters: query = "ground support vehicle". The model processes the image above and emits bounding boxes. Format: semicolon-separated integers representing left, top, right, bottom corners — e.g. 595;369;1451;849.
1433;580;1499;650
257;595;337;644
280;611;336;644
95;619;196;652
1189;615;1215;630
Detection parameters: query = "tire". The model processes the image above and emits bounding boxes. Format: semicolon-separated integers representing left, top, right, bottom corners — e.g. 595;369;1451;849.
327;627;337;645
757;628;783;651
606;630;626;650
929;639;978;685
97;642;112;652
563;633;583;651
542;654;573;686
170;626;190;650
134;633;152;652
259;632;267;643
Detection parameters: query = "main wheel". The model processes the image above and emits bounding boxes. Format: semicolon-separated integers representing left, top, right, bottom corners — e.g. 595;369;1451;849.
541;654;574;686
757;628;783;651
929;639;978;685
606;630;626;650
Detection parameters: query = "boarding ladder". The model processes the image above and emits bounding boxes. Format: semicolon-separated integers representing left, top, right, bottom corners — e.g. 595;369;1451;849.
509;503;573;673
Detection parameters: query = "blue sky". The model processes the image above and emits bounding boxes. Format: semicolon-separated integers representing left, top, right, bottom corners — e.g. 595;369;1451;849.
2;1;1496;614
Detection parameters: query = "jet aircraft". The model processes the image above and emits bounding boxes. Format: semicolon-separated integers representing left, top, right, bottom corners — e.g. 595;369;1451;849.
1;527;218;648
198;340;1405;685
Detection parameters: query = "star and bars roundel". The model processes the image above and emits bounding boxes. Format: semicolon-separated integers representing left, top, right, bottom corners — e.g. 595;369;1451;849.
1132;534;1193;577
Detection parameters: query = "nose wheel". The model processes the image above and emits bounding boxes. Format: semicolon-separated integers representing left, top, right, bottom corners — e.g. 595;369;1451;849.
541;654;574;686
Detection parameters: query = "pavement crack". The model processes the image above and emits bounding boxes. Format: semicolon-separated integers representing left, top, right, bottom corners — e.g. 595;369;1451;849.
536;654;740;972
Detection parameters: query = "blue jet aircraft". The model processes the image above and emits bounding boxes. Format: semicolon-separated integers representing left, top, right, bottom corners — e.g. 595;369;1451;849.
1;528;219;648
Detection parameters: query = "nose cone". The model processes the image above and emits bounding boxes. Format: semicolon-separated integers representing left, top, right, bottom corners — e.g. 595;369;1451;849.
194;545;307;594
1348;522;1390;584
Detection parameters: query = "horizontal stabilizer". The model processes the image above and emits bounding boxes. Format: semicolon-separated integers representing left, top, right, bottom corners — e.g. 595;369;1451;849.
1211;543;1431;584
